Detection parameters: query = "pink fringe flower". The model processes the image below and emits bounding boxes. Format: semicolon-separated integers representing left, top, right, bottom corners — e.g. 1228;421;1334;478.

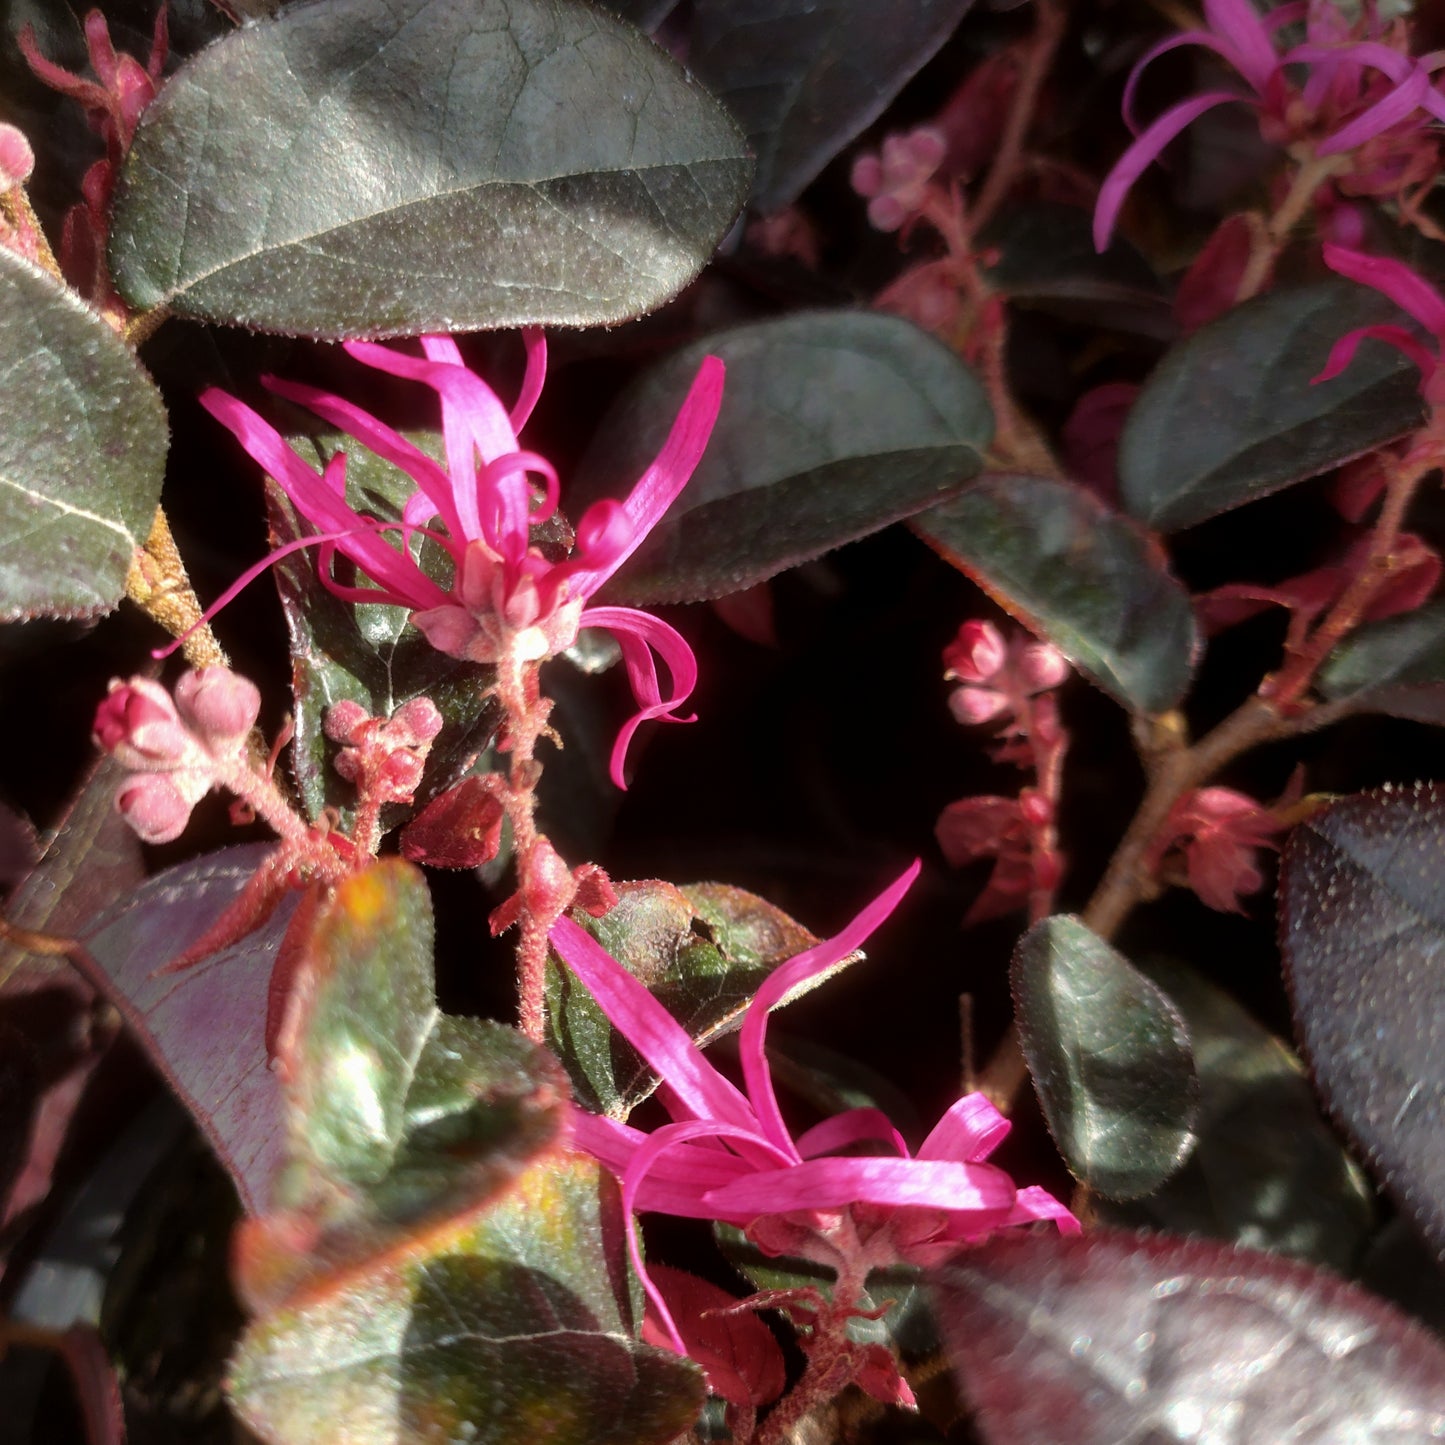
200;336;725;787
1147;786;1284;913
1094;0;1445;250
549;861;1077;1355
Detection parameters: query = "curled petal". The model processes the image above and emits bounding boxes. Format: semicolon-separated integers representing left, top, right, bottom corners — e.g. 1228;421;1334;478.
1322;244;1445;336
1203;0;1280;91
1313;64;1427;154
579;606;699;789
1122;30;1261;132
701;1154;1019;1217
794;1108;909;1160
739;863;920;1159
917;1092;1011;1162
1094;92;1246;251
1311;323;1437;390
511;328;547;432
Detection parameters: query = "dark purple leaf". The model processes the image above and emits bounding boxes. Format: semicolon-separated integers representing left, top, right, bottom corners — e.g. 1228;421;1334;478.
1317;599;1445;724
689;0;975;210
75;845;294;1215
1012;916;1198;1199
932;1229;1445;1442
1279;782;1445;1259
914;474;1198;716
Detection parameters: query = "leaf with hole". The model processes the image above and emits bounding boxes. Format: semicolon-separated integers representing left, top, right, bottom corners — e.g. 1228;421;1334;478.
110;0;751;336
573;311;992;604
0;249;167;620
1012;916;1198;1200
913;473;1197;715
1279;782;1445;1260
1118;280;1423;532
931;1229;1445;1443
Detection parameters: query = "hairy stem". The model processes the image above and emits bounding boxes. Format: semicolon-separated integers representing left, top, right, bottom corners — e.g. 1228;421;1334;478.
125;509;229;669
1234;151;1347;303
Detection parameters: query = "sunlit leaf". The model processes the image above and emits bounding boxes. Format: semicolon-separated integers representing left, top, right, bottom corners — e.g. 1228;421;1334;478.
111;0;751;336
1118;280;1422;532
913;473;1197;714
575;311;992;604
1012;916;1198;1200
932;1229;1445;1443
0;249;166;620
1279;782;1445;1259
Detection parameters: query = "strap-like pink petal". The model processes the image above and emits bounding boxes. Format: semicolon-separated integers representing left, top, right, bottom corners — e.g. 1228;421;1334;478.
1311;323;1437;391
1122;31;1256;132
548;916;760;1136
1323;244;1445;336
511;329;547;432
917;1092;1011;1162
794;1108;909;1160
738;862;921;1158
1203;0;1279;91
1094;92;1245;252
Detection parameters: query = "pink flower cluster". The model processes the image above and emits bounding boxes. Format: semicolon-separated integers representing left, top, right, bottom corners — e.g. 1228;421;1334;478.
93;669;259;843
1146;786;1285;913
549;861;1077;1357
323;697;442;811
850;127;947;232
201;335;724;787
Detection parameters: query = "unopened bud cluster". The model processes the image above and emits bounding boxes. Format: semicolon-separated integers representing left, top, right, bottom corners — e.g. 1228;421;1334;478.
93;668;260;843
850;127;946;232
943;620;1069;729
324;697;443;807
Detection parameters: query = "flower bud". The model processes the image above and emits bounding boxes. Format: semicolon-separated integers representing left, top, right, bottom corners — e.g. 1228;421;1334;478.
0;124;34;190
174;667;261;748
94;679;193;770
323;699;370;745
390;697;443;747
1018;642;1069;693
115;772;199;844
943;621;1006;683
948;685;1008;726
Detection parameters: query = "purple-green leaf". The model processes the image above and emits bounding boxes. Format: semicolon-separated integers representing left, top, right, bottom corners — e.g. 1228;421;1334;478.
110;0;751;336
1279;782;1445;1260
229;1154;704;1445
0;248;167;621
913;473;1198;715
931;1229;1445;1442
75;845;294;1215
689;0;975;210
1317;599;1445;724
1012;916;1198;1200
1118;280;1423;532
574;311;992;605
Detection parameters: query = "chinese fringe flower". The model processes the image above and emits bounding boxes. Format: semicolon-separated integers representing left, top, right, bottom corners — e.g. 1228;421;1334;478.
850;127;946;232
1147;786;1284;913
1316;243;1445;405
1095;0;1445;250
549;861;1077;1354
200;336;725;787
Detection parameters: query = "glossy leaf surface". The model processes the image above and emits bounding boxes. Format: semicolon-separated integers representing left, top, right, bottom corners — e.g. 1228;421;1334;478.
0;249;167;620
1118;280;1422;532
1280;782;1445;1259
1317;599;1445;724
266;443;497;824
914;474;1197;715
1012;916;1197;1200
574;312;992;604
110;0;751;336
1092;957;1374;1270
76;845;293;1215
231;1154;704;1445
545;879;827;1118
932;1229;1445;1443
689;0;973;210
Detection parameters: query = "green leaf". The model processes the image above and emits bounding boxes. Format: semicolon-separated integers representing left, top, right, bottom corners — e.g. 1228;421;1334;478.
1012;916;1199;1200
913;473;1198;715
110;0;751;337
1279;782;1445;1261
1118;280;1423;532
545;880;833;1118
230;1154;704;1445
0;248;167;619
1317;598;1445;724
265;437;498;824
1091;958;1374;1270
573;311;993;604
689;0;974;210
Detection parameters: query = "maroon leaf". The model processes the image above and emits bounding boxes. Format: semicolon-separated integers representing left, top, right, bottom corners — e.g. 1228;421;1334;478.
74;846;296;1215
932;1229;1445;1442
399;775;505;869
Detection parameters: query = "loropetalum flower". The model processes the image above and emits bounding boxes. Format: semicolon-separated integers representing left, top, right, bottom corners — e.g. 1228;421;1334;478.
1316;243;1445;405
943;618;1068;728
1094;0;1445;251
549;861;1078;1354
850;127;946;232
200;336;725;786
1146;786;1285;913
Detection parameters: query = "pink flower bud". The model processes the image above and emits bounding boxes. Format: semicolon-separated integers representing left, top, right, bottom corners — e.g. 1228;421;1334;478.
948;685;1009;726
391;697;443;746
323;699;370;745
1018;642;1069;693
379;750;425;798
174;667;261;747
0;124;34;189
94;679;192;770
1019;790;1053;827
943;621;1006;683
115;773;197;844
